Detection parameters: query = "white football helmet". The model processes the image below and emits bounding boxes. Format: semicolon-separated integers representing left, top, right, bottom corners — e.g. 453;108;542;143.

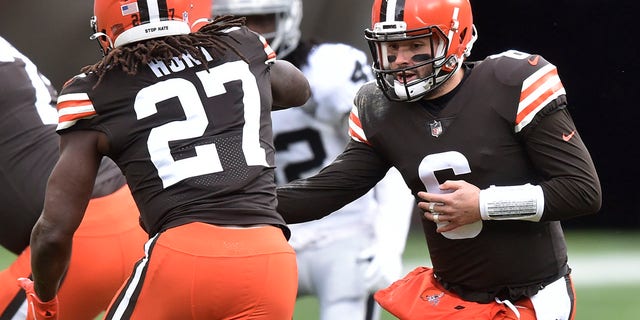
212;0;302;58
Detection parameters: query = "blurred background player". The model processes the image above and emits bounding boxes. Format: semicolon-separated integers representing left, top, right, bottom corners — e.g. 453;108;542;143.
0;35;147;319
213;1;414;319
20;0;310;318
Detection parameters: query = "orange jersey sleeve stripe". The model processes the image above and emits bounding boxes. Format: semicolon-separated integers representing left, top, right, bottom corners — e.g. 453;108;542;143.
58;111;97;123
56;93;96;130
516;81;564;124
348;108;370;145
57;99;93;111
515;64;566;131
258;34;277;63
57;93;93;110
349;110;362;128
349;127;369;145
520;67;559;103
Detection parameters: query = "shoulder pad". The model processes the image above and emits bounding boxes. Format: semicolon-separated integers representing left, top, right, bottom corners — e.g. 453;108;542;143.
482;50;566;133
354;82;386;110
62;72;92;90
483;50;555;86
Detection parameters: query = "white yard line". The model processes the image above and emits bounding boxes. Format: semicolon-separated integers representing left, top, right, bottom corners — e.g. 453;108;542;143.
568;254;640;286
403;253;640;286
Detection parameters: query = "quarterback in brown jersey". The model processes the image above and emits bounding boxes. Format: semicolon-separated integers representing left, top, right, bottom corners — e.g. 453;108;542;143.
276;0;601;319
20;0;310;319
0;36;147;320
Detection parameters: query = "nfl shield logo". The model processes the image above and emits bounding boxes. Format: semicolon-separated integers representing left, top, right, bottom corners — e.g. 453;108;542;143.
429;120;443;137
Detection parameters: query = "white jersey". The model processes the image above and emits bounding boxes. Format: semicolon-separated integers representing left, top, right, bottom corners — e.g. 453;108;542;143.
272;43;412;250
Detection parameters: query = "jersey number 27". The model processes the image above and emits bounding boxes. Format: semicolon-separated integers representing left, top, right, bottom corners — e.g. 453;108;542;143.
135;61;268;188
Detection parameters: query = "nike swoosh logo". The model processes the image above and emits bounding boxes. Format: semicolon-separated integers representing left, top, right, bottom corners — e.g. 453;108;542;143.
562;130;576;141
528;55;540;66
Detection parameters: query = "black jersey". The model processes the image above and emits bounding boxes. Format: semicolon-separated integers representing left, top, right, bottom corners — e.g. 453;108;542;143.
0;37;125;254
56;26;287;237
277;50;600;302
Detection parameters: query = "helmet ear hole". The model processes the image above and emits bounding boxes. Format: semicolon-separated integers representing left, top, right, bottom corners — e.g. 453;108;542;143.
459;28;467;44
443;56;458;71
89;13;114;57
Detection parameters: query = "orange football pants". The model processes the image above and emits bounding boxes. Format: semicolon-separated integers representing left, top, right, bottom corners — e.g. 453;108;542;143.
0;185;147;319
104;222;298;320
375;267;567;320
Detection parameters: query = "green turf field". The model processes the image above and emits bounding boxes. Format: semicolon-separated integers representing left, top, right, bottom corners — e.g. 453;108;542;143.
293;229;640;319
2;229;639;319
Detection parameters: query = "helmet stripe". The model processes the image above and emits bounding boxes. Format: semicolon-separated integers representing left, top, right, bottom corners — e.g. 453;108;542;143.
137;0;150;23
394;0;406;21
137;0;170;24
379;0;388;22
379;0;405;23
157;0;169;19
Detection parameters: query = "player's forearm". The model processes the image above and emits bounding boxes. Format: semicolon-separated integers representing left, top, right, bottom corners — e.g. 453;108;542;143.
30;150;96;302
277;142;389;223
540;176;601;220
277;175;372;223
30;219;72;302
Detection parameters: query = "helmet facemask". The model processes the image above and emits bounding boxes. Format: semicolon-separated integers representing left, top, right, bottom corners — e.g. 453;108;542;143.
89;15;113;56
366;0;478;102
366;25;456;102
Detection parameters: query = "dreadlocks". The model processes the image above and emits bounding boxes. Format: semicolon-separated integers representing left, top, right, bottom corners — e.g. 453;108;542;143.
81;15;247;86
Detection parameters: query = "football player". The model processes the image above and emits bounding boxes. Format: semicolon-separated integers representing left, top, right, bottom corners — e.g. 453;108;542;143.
0;35;146;320
19;0;310;319
212;1;415;319
276;0;601;319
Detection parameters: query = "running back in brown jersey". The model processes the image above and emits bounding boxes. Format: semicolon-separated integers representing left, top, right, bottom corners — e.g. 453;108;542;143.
24;14;309;320
57;25;286;237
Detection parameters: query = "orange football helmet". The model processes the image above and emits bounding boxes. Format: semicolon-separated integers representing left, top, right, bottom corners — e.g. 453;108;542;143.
365;0;477;101
90;0;211;55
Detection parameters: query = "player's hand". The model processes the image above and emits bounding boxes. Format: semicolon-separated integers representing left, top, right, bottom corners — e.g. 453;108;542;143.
417;180;481;233
17;278;58;320
358;245;403;292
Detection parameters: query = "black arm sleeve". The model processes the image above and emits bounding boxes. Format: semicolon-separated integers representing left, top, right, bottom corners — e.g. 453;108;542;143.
522;107;602;221
276;140;391;223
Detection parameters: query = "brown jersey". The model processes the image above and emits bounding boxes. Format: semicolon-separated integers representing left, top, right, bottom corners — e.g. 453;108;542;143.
277;50;601;302
56;26;287;237
0;37;125;254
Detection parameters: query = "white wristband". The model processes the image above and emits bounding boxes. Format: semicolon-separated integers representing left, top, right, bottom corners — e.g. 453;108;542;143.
479;184;544;222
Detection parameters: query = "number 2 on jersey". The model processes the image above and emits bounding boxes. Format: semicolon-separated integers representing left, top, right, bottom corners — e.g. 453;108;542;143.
135;61;268;188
